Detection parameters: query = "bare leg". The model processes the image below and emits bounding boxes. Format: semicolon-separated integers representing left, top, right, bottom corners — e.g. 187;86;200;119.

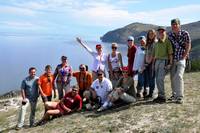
45;101;58;110
43;109;61;121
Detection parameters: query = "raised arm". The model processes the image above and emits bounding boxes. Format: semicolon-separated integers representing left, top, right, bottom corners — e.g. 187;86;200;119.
76;37;93;55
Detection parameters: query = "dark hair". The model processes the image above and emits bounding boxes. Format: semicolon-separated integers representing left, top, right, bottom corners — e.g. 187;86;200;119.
71;85;79;91
85;65;88;71
79;64;89;71
146;29;156;47
29;67;36;72
45;65;52;70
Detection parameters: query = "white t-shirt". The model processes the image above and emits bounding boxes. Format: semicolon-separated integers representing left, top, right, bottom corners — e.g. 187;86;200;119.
133;46;145;71
108;52;120;71
91;77;113;104
90;52;107;72
79;42;107;72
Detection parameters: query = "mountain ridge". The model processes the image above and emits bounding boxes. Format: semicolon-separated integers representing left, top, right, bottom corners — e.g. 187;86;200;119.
101;21;200;59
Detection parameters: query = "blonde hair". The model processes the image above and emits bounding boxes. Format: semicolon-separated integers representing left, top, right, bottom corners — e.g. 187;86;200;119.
111;42;118;47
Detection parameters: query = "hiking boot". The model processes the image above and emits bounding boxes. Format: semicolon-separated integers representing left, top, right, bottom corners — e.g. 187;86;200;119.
168;96;176;101
176;98;184;104
153;97;166;103
143;91;148;98
145;94;153;100
136;93;143;98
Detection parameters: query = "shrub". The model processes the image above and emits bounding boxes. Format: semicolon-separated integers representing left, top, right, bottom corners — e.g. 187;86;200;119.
191;59;200;71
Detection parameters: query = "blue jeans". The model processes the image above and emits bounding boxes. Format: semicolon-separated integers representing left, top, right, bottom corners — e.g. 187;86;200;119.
137;72;145;93
144;64;155;96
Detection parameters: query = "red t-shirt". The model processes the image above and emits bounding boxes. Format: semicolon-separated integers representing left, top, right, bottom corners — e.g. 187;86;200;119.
62;92;82;110
127;45;137;77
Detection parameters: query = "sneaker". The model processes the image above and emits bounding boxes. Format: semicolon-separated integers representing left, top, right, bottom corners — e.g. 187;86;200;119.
168;96;176;101
97;106;106;112
153;97;166;103
36;120;47;126
15;126;22;130
145;94;153;100
176;98;184;104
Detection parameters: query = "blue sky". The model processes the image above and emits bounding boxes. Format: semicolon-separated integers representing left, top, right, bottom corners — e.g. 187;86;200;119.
0;0;200;40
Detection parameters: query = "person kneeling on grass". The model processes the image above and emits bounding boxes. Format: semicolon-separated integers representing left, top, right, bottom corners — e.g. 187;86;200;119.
97;66;136;112
37;85;82;125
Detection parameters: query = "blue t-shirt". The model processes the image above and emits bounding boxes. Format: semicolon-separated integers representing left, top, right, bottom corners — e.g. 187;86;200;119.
21;76;39;102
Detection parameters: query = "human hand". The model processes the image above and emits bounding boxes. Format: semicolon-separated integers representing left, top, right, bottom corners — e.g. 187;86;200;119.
165;64;172;70
22;99;27;105
76;37;82;44
42;96;48;102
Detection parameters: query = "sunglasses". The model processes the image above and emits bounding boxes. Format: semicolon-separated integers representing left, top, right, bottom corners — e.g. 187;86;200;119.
122;71;128;74
127;40;133;42
80;68;85;71
72;89;78;92
112;47;117;49
98;74;103;76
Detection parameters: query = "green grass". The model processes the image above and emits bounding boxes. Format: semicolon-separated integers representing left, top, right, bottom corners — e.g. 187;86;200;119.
1;72;200;133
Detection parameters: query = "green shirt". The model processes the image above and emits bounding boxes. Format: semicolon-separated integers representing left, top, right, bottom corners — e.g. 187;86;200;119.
116;77;136;97
153;39;173;59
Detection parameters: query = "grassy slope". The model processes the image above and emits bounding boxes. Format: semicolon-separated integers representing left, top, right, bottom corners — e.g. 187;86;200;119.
1;72;200;133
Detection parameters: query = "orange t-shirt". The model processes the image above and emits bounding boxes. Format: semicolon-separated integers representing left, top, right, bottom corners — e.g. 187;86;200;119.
73;72;92;90
38;73;54;96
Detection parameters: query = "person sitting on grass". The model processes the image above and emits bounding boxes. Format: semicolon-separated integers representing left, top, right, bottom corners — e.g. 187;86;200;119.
97;66;136;112
37;85;82;125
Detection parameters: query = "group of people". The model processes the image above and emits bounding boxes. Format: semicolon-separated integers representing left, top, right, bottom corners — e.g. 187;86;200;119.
15;18;191;129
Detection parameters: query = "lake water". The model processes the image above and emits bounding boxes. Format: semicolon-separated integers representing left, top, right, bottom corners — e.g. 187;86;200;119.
0;35;128;95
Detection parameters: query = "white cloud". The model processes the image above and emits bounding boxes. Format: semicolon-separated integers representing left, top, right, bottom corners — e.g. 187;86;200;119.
71;4;200;27
0;5;36;16
0;21;44;29
1;1;200;32
130;5;200;26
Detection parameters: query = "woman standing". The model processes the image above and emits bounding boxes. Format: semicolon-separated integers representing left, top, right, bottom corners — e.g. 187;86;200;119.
144;29;157;98
107;43;123;87
54;56;72;100
76;37;107;81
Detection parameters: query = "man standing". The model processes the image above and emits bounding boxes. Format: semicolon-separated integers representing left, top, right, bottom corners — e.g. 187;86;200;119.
127;36;137;77
168;18;191;104
72;64;92;98
16;67;39;130
153;27;173;103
